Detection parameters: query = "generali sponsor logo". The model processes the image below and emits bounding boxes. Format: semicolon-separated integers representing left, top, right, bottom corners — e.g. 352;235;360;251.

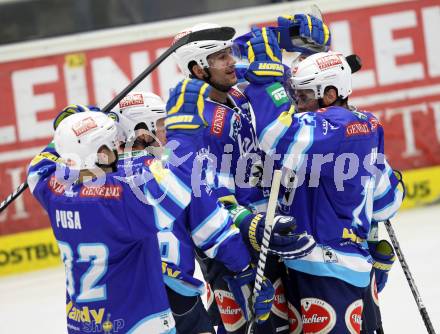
315;54;343;71
119;93;144;109
345;122;371;137
210;106;227;137
79;185;122;199
288;302;303;334
72;117;98;137
48;176;66;195
344;299;363;334
214;289;246;332
301;297;336;333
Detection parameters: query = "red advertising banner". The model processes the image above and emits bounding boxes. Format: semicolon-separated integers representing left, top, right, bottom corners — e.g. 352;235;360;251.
0;0;439;237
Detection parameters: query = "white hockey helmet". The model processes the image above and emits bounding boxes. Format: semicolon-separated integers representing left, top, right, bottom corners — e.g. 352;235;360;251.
291;51;352;100
54;111;118;170
173;23;236;77
115;92;166;142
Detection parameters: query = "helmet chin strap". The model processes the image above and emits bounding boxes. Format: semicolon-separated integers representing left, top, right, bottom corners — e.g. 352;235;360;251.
203;67;232;93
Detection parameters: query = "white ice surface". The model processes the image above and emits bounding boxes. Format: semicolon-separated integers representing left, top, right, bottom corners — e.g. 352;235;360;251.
1;205;439;333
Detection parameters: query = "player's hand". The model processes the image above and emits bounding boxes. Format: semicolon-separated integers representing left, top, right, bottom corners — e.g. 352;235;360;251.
224;267;274;323
165;79;211;130
53;104;101;130
245;27;285;85
267;215;316;259
368;239;396;292
254;277;275;324
277;14;331;55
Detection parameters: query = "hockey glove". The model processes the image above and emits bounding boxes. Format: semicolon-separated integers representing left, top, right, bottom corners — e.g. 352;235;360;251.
165;79;211;130
227;205;316;259
244;27;285;85
368;239;396;292
53;104;101;130
277;14;331;55
224;267;274;324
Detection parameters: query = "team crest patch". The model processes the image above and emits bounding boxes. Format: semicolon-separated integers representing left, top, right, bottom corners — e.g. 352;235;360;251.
301;298;336;333
229;88;244;99
271;279;288;320
266;82;289;107
369;118;381;132
288;302;303;334
206;283;215;309
345;299;363;334
214;289;246;332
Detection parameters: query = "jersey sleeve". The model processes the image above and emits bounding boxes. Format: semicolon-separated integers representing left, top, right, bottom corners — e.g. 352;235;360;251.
372;123;404;222
181;153;251;273
27;142;61;205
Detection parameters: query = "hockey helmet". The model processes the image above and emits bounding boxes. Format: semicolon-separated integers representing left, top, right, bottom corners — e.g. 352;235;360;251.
291;51;352;100
173;23;236;77
115;91;166;142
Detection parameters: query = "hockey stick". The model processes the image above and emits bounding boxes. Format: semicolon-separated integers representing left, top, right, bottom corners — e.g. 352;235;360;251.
384;219;436;334
246;169;283;334
0;27;236;214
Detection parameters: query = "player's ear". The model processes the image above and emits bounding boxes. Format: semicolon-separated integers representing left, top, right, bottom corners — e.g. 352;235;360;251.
323;87;338;106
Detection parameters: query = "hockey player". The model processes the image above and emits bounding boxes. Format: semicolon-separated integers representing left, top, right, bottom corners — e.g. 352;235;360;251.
28;112;177;333
239;25;396;333
114;91;277;334
167;23;316;334
50;101;276;334
239;28;404;333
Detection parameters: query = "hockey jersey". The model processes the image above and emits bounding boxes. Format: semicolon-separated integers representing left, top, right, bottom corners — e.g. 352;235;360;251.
244;83;403;287
27;144;176;334
28;142;249;333
166;88;268;213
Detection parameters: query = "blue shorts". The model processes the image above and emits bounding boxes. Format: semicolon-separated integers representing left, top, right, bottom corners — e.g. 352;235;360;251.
361;271;383;333
284;269;367;334
196;249;289;333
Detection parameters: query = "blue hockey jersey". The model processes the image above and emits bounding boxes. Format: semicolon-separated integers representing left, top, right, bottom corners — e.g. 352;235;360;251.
28;142;250;333
165;87;268;213
244;83;403;288
116;144;251;296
